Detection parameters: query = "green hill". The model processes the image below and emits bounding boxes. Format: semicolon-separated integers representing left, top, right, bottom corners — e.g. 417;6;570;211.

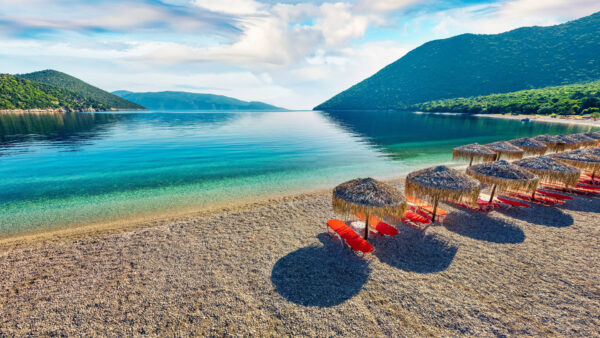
18;70;143;110
315;11;600;111
414;81;600;116
113;90;284;111
0;73;105;111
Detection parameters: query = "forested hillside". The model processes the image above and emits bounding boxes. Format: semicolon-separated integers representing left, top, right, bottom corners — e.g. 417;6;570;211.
316;11;600;111
413;81;600;115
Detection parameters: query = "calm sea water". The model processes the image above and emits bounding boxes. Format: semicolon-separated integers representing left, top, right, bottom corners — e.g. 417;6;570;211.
0;110;595;235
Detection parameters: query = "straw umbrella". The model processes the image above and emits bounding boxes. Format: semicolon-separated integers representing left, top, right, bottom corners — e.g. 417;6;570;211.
567;133;598;147
332;178;407;240
467;160;539;203
532;134;568;152
513;156;580;190
453;143;497;166
586;146;600;158
485;141;525;160
508;137;547;156
584;132;600;143
555;135;582;150
551;150;600;180
405;166;481;222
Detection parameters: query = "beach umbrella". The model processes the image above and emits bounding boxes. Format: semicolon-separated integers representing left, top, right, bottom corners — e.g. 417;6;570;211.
555;135;583;150
586;146;600;158
508;137;547;156
567;134;598;148
551;149;600;180
485;141;525;160
332;177;407;240
584;132;600;143
532;134;568;152
467;160;539;203
513;156;580;187
405;166;481;222
452;143;497;166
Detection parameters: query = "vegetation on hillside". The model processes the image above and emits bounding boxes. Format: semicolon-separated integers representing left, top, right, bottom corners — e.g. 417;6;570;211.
18;70;143;110
0;74;103;111
113;90;283;111
316;11;600;111
413;81;600;116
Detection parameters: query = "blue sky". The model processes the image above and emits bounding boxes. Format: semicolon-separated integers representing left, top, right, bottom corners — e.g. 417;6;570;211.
1;0;599;109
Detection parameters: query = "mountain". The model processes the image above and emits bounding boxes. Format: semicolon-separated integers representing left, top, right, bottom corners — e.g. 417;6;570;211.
18;70;143;110
315;11;600;111
414;81;600;115
112;90;284;111
0;73;106;111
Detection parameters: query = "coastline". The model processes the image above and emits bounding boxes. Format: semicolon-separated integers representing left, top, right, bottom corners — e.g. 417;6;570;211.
0;107;146;114
0;174;598;335
474;113;600;128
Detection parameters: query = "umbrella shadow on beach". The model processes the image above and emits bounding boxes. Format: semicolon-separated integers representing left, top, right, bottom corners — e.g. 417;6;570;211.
372;227;458;273
496;204;573;228
271;233;370;307
557;194;600;213
443;210;526;243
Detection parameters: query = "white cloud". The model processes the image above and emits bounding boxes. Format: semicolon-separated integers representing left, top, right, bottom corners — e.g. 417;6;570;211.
192;0;265;15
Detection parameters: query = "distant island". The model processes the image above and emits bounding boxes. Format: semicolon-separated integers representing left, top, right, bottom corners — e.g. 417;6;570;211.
113;91;284;111
0;70;143;112
414;81;600;116
315;11;600;112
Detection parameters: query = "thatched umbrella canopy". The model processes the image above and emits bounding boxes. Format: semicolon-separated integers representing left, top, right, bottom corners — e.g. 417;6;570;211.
586;146;600;158
485;141;525;160
332;177;407;240
555;135;583;150
551;149;600;180
406;166;481;221
467;160;539;202
508;137;547;156
567;134;598;147
513;156;580;187
452;143;496;166
584;132;600;141
532;134;567;152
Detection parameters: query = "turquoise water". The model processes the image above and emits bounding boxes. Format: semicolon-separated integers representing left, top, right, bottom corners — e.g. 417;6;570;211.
0;110;596;235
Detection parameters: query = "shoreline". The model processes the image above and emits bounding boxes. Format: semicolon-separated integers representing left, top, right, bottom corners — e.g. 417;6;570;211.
0;173;598;335
474;113;600;128
0;107;146;115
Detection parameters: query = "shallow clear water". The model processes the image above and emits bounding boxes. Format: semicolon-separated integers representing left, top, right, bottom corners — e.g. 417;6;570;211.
0;110;595;235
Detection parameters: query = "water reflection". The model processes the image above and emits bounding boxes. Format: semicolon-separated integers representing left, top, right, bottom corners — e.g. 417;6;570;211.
321;110;596;160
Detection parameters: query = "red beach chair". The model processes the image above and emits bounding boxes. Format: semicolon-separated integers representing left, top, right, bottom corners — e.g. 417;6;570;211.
496;196;530;208
354;212;398;236
535;190;573;200
326;219;374;254
407;196;448;221
403;210;430;224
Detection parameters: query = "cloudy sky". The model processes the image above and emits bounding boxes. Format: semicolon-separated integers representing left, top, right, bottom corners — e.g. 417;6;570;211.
1;0;599;109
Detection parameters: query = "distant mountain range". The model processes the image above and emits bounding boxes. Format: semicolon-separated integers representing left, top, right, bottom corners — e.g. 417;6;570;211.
112;90;284;111
315;11;600;111
0;70;143;111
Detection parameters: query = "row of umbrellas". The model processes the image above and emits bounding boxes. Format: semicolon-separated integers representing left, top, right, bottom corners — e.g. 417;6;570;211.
332;131;600;241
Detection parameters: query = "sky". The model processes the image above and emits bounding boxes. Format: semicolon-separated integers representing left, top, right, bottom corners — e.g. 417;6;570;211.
1;0;599;109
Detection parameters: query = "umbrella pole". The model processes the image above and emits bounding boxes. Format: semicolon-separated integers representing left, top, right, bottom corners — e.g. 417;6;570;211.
469;157;473;167
431;198;439;223
592;170;596;181
364;212;369;240
489;185;497;203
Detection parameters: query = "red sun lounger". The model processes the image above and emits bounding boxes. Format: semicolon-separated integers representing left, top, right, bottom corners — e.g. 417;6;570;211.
403;210;430;224
354;212;398;236
496;196;530;208
327;219;374;254
535;190;573;200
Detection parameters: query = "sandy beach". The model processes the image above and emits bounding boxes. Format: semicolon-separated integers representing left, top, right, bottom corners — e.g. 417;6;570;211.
475;113;600;129
1;177;599;336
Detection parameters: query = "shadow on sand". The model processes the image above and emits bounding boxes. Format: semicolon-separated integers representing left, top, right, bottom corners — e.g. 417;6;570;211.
271;233;370;307
444;210;526;243
372;227;458;273
557;194;600;213
496;203;574;228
